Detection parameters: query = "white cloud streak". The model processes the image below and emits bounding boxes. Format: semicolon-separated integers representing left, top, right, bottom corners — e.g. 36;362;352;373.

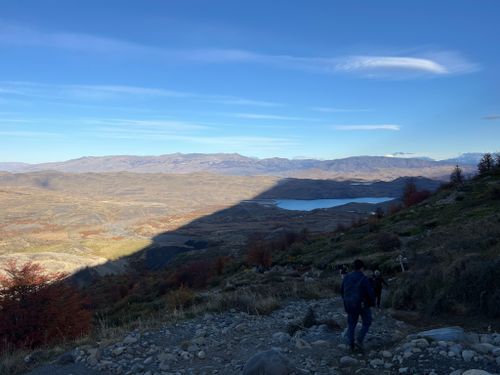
0;130;64;138
334;124;400;131
82;118;209;131
230;113;317;121
335;56;448;74
310;107;372;113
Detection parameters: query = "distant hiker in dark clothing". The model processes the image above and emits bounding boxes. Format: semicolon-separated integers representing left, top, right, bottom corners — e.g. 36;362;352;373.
341;259;375;352
371;270;388;308
339;264;348;279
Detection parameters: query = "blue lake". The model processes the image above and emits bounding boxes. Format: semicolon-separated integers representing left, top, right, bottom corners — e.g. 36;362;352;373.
273;197;394;211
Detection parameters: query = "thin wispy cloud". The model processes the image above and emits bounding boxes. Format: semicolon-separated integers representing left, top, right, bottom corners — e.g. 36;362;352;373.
334;124;400;131
0;81;281;108
86;128;296;148
310;107;372;113
482;115;500;120
82;118;209;131
206;97;282;107
0;130;64;138
230;113;317;121
0;22;479;79
77;115;297;149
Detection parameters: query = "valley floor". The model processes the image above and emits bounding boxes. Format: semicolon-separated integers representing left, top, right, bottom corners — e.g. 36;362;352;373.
26;297;500;375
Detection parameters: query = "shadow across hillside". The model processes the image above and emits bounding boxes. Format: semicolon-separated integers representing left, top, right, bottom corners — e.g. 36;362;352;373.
70;176;440;287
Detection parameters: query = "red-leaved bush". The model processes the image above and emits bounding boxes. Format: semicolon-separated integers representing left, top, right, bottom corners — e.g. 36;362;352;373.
0;261;91;352
403;181;432;207
246;242;272;268
171;260;214;289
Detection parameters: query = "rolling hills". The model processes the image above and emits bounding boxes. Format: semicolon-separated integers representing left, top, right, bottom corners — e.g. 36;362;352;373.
0;153;476;180
1;171;436;276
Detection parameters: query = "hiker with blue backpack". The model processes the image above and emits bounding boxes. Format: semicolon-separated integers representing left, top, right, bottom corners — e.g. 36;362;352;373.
341;259;375;352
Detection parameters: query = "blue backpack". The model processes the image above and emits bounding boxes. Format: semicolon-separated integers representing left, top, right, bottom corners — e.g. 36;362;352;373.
343;274;365;313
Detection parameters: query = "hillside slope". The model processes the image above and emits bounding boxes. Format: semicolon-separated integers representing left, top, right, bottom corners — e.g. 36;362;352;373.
278;173;500;319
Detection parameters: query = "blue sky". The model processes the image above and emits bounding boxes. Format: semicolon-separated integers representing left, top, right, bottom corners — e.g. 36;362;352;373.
0;0;499;163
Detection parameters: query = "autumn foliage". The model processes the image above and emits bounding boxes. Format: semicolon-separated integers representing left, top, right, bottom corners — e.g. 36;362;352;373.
171;259;214;289
0;261;91;352
246;242;272;268
402;180;431;207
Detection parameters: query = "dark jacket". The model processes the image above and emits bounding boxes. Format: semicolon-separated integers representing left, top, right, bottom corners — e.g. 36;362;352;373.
341;271;375;313
371;275;388;293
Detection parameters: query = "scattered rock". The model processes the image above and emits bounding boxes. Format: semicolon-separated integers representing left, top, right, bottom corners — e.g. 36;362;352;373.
272;332;291;344
471;343;495;354
242;350;294;375
417;327;465;342
302;307;317;328
55;352;74;365
462;350;476;362
381;350;392;358
123;335;138;344
369;358;384;367
320;319;342;331
340;355;359;367
294;338;312;350
411;338;430;348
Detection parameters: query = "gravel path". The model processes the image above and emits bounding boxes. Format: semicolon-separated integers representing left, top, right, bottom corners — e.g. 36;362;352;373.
25;298;500;375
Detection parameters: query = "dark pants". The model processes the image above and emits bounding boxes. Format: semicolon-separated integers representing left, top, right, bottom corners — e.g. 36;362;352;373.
374;288;382;307
346;307;372;346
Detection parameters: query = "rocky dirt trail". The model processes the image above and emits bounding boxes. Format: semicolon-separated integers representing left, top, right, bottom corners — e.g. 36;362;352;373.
26;298;500;375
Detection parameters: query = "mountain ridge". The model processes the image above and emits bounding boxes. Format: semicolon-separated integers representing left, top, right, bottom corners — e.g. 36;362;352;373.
0;153;479;180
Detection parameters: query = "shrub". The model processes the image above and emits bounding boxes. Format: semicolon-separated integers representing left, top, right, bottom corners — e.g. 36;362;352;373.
489;185;500;200
166;286;195;311
374;207;385;219
368;215;381;233
377;232;401;252
390;277;416;310
389;203;403;215
335;222;347;232
246;242;272;268
0;261;91;351
402;180;432;207
171;260;214;289
389;258;500;318
214;256;232;276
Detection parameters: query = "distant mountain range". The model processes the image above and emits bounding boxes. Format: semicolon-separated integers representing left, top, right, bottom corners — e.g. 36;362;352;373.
0;153;483;180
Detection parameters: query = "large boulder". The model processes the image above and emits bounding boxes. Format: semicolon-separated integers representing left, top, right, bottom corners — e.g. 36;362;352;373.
243;350;294;375
417;327;465;342
462;370;492;375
